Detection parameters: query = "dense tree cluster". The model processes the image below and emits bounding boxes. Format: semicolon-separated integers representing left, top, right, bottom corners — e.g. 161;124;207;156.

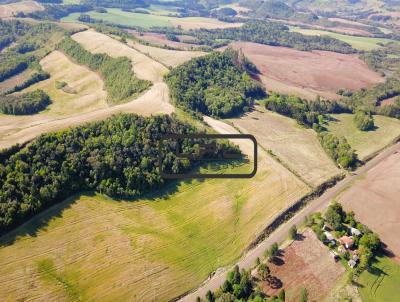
0;20;63;83
353;110;374;131
190;21;355;53
4;71;50;94
317;132;357;169
58;36;151;103
265;93;350;128
165;49;265;117
239;0;295;19
0;89;51;115
83;0;149;9
0;114;236;233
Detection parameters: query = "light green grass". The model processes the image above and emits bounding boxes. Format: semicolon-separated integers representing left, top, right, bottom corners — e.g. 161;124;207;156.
358;255;400;302
61;8;173;28
327;113;400;160
289;26;397;51
61;8;233;29
0;160;308;301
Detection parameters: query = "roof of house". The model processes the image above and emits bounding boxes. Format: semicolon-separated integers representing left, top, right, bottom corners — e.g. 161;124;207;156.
348;259;357;267
339;236;354;246
324;231;334;240
350;227;361;236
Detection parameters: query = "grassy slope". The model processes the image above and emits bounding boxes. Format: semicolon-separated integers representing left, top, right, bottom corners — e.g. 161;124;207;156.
20;50;108;116
289;26;397;51
327;114;400;160
358;255;400;302
0;159;309;301
230;107;341;187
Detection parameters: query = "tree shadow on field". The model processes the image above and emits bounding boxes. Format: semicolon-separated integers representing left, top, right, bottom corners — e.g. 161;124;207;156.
0;192;93;247
0;159;248;247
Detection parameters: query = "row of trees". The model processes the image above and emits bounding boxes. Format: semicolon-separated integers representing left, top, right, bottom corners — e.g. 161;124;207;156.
0;89;51;115
0;114;228;233
3;71;50;94
165;49;265;118
57;36;151;103
265;93;350;128
318;132;357;169
190;21;355;53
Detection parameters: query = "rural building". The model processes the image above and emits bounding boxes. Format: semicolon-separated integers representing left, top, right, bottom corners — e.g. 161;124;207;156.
339;236;354;249
353;254;360;262
348;259;357;268
349;227;361;236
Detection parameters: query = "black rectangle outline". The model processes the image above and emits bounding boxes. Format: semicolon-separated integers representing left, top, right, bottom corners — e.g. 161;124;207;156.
158;133;257;179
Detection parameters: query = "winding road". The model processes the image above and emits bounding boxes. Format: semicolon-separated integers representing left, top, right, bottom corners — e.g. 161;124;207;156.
179;141;400;301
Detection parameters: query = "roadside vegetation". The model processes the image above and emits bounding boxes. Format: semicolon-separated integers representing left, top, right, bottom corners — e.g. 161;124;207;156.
57;36;151;103
165;49;265;118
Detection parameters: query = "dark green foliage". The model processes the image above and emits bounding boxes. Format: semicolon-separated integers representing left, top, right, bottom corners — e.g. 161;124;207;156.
58;36;151;103
212;7;237;18
165;49;265;117
265;93;350;128
27;4;93;20
83;0;149;9
13;42;38;54
192;21;355;53
4;71;50;94
0;36;13;51
0;114;226;233
318;132;357;169
359;232;381;252
353;110;375;131
325;202;345;231
264;242;279;260
257;263;270;281
0;59;29;82
166;32;179;42
0;89;51;115
241;0;295;19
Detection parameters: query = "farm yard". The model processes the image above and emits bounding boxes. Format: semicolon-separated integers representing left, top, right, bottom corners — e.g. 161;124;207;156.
229;106;341;187
222;42;383;100
289;26;398;51
338;150;400;259
0;149;309;302
259;229;345;302
62;8;242;30
0;0;43;18
327;114;400;160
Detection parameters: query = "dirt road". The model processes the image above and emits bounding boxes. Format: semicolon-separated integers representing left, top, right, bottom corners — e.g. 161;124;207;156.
179;136;400;301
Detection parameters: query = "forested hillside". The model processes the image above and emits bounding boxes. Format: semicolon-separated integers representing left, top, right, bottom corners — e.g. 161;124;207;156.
57;36;151;103
165;49;265;117
0;114;234;233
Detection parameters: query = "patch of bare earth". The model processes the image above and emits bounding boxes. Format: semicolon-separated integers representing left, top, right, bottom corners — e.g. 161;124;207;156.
339;151;400;260
379;96;399;106
260;229;345;302
0;0;43;18
221;42;384;100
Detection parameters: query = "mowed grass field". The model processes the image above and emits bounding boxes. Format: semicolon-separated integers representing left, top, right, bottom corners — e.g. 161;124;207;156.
289;26;397;51
0;154;309;302
62;8;241;30
230;106;341;187
327;114;400;160
358;255;400;302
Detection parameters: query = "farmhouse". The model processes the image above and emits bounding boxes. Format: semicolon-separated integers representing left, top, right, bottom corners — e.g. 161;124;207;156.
339;236;354;249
